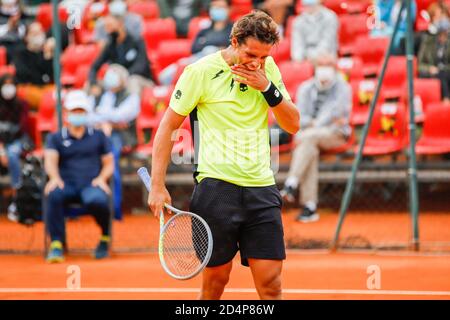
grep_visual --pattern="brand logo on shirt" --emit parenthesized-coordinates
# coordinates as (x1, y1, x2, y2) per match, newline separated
(175, 90, 182, 99)
(274, 89, 280, 97)
(62, 140, 72, 147)
(239, 84, 248, 92)
(212, 70, 224, 80)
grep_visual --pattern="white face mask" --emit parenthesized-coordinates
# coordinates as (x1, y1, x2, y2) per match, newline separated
(27, 33, 46, 52)
(103, 70, 121, 90)
(1, 83, 16, 100)
(315, 66, 336, 91)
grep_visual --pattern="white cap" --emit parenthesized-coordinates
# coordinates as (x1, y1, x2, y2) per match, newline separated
(64, 90, 91, 112)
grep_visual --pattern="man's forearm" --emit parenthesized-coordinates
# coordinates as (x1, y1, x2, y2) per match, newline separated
(272, 99, 300, 134)
(151, 119, 177, 188)
(98, 155, 114, 181)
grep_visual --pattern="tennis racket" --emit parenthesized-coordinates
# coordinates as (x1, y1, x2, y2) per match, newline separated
(137, 167, 213, 280)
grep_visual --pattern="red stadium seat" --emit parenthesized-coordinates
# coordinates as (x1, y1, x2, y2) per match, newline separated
(35, 91, 57, 150)
(128, 1, 160, 20)
(400, 78, 441, 123)
(36, 3, 69, 32)
(339, 14, 369, 56)
(380, 56, 417, 99)
(187, 17, 212, 39)
(155, 39, 192, 71)
(360, 102, 408, 155)
(230, 0, 253, 21)
(0, 46, 6, 66)
(270, 38, 291, 64)
(61, 44, 100, 85)
(416, 102, 450, 154)
(353, 36, 389, 76)
(277, 60, 314, 101)
(143, 18, 177, 52)
(338, 56, 364, 81)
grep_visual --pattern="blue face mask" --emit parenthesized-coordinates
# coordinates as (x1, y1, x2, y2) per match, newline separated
(302, 0, 320, 6)
(209, 7, 228, 22)
(68, 113, 88, 127)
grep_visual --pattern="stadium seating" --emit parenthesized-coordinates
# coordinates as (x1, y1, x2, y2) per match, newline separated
(154, 39, 193, 71)
(338, 56, 364, 81)
(230, 0, 253, 21)
(353, 36, 390, 76)
(187, 17, 212, 40)
(400, 78, 441, 123)
(143, 18, 178, 52)
(277, 60, 314, 101)
(379, 56, 417, 99)
(360, 102, 408, 156)
(34, 91, 57, 151)
(338, 14, 369, 56)
(36, 3, 69, 32)
(296, 0, 371, 15)
(128, 1, 160, 20)
(61, 44, 100, 85)
(416, 102, 450, 154)
(270, 38, 291, 64)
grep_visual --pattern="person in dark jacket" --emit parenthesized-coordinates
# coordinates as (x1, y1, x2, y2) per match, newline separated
(0, 73, 30, 222)
(418, 18, 450, 102)
(88, 13, 153, 96)
(12, 21, 54, 110)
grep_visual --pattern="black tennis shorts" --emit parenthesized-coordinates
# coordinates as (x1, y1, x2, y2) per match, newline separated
(190, 177, 286, 267)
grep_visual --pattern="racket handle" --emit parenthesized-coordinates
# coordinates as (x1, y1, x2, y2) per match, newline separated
(137, 167, 152, 192)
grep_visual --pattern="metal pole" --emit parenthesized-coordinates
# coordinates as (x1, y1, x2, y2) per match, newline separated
(405, 0, 420, 251)
(51, 0, 63, 130)
(330, 1, 407, 250)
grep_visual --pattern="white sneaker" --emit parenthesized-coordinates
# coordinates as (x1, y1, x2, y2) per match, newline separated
(7, 202, 18, 222)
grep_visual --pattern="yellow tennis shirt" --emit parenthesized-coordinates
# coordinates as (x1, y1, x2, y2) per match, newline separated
(169, 51, 290, 187)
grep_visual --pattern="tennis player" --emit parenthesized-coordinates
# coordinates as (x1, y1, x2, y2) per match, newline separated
(148, 11, 300, 300)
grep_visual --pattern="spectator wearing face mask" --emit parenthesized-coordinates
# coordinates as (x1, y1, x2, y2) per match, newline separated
(418, 17, 450, 102)
(12, 22, 54, 110)
(159, 0, 233, 85)
(88, 12, 153, 97)
(93, 0, 143, 48)
(89, 64, 140, 219)
(44, 90, 114, 263)
(0, 0, 28, 62)
(157, 0, 210, 37)
(0, 73, 30, 222)
(290, 0, 338, 62)
(191, 0, 233, 54)
(280, 52, 351, 223)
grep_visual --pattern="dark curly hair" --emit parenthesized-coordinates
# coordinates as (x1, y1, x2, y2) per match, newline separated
(230, 10, 280, 46)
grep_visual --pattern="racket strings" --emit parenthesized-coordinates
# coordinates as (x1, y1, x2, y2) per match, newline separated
(161, 214, 210, 277)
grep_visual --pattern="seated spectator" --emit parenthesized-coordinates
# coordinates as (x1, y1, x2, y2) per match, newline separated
(88, 12, 153, 97)
(12, 22, 54, 110)
(418, 18, 450, 102)
(371, 0, 417, 55)
(159, 0, 233, 85)
(291, 0, 338, 62)
(44, 90, 114, 263)
(93, 0, 143, 47)
(157, 0, 209, 37)
(280, 52, 351, 222)
(253, 0, 295, 35)
(0, 73, 30, 222)
(90, 64, 140, 219)
(191, 0, 233, 54)
(0, 0, 28, 62)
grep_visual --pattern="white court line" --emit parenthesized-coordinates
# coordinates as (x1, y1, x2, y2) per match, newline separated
(1, 288, 450, 296)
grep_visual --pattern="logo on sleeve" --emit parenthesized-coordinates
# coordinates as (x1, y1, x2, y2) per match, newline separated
(175, 90, 182, 99)
(212, 69, 224, 80)
(274, 89, 280, 97)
